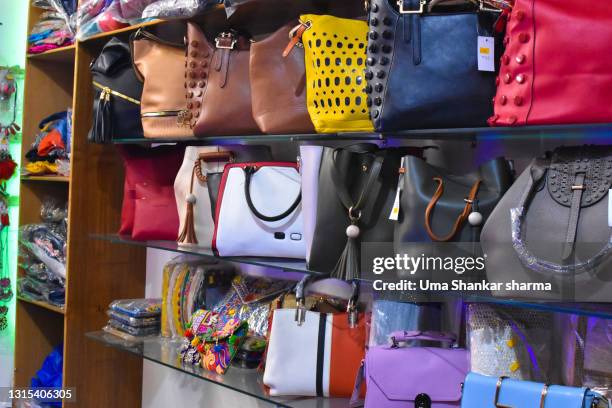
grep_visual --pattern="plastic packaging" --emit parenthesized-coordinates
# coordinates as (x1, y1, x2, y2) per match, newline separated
(29, 0, 76, 54)
(109, 298, 161, 318)
(107, 309, 160, 327)
(467, 303, 554, 382)
(368, 300, 442, 346)
(18, 277, 65, 307)
(76, 0, 130, 40)
(19, 224, 67, 280)
(107, 318, 160, 336)
(141, 0, 217, 19)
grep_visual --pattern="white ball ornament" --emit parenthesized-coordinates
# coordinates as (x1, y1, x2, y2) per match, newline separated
(346, 224, 360, 238)
(186, 194, 197, 204)
(468, 211, 483, 226)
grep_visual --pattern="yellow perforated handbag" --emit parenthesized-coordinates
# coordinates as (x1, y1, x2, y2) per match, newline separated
(297, 15, 374, 133)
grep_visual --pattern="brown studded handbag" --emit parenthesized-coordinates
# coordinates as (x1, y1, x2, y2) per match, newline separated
(249, 22, 315, 134)
(184, 22, 260, 136)
(131, 29, 194, 139)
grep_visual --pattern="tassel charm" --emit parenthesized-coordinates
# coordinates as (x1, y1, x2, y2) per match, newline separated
(178, 164, 201, 245)
(347, 280, 360, 328)
(331, 207, 362, 282)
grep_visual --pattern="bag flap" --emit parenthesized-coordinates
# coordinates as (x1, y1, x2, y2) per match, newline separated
(92, 38, 132, 76)
(547, 146, 612, 208)
(366, 346, 468, 402)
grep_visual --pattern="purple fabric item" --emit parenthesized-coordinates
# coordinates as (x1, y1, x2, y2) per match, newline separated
(351, 332, 469, 408)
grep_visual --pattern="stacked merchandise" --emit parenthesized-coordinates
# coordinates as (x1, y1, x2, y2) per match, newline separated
(103, 298, 161, 341)
(22, 110, 71, 177)
(28, 0, 76, 54)
(18, 199, 67, 308)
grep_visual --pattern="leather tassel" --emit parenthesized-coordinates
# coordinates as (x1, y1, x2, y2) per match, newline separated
(331, 227, 360, 282)
(177, 165, 199, 245)
(101, 95, 112, 143)
(177, 200, 198, 244)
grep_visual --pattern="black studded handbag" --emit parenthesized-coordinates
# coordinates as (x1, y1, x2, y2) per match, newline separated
(364, 0, 499, 131)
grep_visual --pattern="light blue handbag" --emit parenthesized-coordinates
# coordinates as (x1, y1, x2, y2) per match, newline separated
(461, 373, 610, 408)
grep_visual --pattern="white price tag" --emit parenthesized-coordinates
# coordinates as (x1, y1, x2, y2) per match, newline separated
(477, 36, 495, 72)
(389, 157, 405, 221)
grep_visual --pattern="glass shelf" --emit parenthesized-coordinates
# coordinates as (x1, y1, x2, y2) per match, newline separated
(86, 331, 350, 408)
(93, 234, 612, 320)
(110, 123, 612, 144)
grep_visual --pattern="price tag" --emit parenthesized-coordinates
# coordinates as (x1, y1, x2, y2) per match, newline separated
(389, 157, 405, 221)
(478, 36, 495, 72)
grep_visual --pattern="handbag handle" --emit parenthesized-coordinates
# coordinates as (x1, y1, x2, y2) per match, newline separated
(425, 177, 481, 242)
(493, 377, 550, 408)
(511, 158, 612, 276)
(390, 330, 457, 346)
(243, 165, 301, 222)
(194, 151, 235, 182)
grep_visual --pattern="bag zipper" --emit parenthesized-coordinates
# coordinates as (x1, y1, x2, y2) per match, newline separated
(93, 81, 140, 105)
(141, 110, 191, 126)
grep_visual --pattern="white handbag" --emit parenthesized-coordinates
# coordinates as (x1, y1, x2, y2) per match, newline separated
(174, 146, 271, 247)
(299, 146, 324, 263)
(212, 162, 305, 258)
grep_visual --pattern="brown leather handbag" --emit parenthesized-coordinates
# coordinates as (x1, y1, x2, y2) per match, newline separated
(184, 23, 260, 136)
(249, 22, 315, 134)
(132, 29, 193, 139)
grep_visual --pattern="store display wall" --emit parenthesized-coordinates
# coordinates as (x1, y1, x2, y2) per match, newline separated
(0, 1, 27, 394)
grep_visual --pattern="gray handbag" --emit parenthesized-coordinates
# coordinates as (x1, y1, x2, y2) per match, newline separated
(481, 145, 612, 301)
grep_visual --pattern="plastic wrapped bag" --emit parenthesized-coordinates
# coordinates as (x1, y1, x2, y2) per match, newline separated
(77, 0, 130, 40)
(368, 300, 442, 346)
(19, 224, 66, 280)
(141, 0, 218, 19)
(107, 318, 160, 336)
(109, 298, 161, 318)
(18, 276, 65, 307)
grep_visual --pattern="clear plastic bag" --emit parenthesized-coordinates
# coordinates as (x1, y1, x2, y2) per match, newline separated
(17, 276, 65, 307)
(107, 309, 160, 327)
(141, 0, 217, 19)
(107, 318, 160, 336)
(368, 300, 442, 346)
(109, 298, 161, 318)
(19, 224, 67, 280)
(76, 0, 131, 40)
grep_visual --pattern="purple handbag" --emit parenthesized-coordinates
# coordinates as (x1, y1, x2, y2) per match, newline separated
(351, 331, 469, 408)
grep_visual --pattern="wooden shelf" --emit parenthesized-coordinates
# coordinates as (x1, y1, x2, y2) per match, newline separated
(21, 175, 70, 183)
(26, 44, 76, 63)
(18, 296, 65, 315)
(80, 19, 164, 42)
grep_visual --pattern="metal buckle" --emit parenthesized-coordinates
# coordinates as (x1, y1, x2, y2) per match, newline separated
(494, 377, 514, 408)
(398, 0, 426, 14)
(571, 185, 586, 190)
(215, 32, 237, 49)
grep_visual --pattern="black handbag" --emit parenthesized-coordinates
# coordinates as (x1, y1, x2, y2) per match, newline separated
(308, 144, 425, 279)
(365, 0, 498, 131)
(394, 155, 513, 252)
(88, 37, 143, 143)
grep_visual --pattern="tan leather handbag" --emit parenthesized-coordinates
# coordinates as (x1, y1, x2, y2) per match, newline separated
(184, 23, 260, 136)
(249, 22, 315, 134)
(132, 29, 193, 139)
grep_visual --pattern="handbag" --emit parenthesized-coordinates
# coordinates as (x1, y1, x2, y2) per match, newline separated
(131, 29, 193, 139)
(308, 144, 425, 278)
(174, 145, 272, 246)
(132, 183, 179, 241)
(212, 162, 305, 259)
(249, 22, 315, 134)
(299, 145, 324, 263)
(489, 0, 612, 126)
(365, 0, 498, 131)
(263, 308, 366, 397)
(351, 330, 468, 407)
(179, 309, 248, 375)
(467, 303, 554, 382)
(118, 145, 184, 236)
(293, 15, 374, 133)
(185, 23, 261, 136)
(89, 37, 143, 143)
(461, 373, 610, 408)
(481, 145, 612, 301)
(395, 155, 513, 256)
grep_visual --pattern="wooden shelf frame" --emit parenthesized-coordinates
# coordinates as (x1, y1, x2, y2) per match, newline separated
(14, 2, 146, 407)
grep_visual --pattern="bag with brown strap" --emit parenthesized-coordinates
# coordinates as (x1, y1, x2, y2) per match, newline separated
(394, 156, 513, 263)
(184, 22, 260, 136)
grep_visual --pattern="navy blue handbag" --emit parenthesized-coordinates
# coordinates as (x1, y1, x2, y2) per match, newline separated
(461, 373, 610, 408)
(365, 0, 498, 131)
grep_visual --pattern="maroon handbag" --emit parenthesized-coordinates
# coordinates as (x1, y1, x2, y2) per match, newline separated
(118, 145, 184, 238)
(132, 183, 179, 241)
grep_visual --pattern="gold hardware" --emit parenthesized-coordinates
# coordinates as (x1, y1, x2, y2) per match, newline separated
(539, 384, 550, 408)
(479, 0, 502, 12)
(141, 110, 186, 118)
(494, 377, 514, 408)
(93, 81, 140, 105)
(398, 0, 426, 14)
(215, 32, 237, 50)
(571, 185, 586, 190)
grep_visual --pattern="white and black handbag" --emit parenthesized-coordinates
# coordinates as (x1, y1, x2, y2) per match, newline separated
(212, 162, 305, 259)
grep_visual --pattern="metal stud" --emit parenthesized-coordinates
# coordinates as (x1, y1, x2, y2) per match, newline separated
(382, 45, 392, 53)
(374, 83, 383, 92)
(366, 96, 372, 107)
(382, 30, 392, 39)
(515, 10, 525, 21)
(365, 71, 374, 80)
(372, 3, 379, 12)
(191, 40, 199, 47)
(376, 70, 385, 79)
(370, 18, 379, 26)
(372, 109, 380, 118)
(369, 44, 378, 53)
(514, 95, 524, 106)
(503, 55, 510, 65)
(519, 33, 530, 43)
(380, 57, 389, 65)
(369, 31, 378, 40)
(365, 84, 373, 93)
(190, 50, 198, 57)
(383, 17, 392, 25)
(374, 97, 382, 106)
(198, 81, 205, 88)
(189, 81, 196, 88)
(508, 115, 517, 124)
(500, 95, 507, 105)
(503, 73, 512, 84)
(515, 54, 525, 64)
(367, 57, 377, 66)
(516, 74, 526, 84)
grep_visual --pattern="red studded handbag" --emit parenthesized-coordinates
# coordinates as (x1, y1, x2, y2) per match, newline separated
(489, 0, 612, 126)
